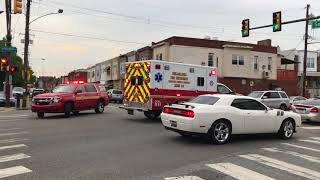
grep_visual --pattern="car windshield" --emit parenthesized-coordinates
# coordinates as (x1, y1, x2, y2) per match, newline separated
(189, 96, 219, 105)
(248, 92, 263, 98)
(52, 85, 74, 93)
(13, 87, 24, 92)
(113, 90, 122, 94)
(301, 99, 320, 106)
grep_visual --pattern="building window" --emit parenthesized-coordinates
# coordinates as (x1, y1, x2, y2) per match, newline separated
(232, 55, 244, 65)
(307, 57, 315, 68)
(92, 71, 95, 78)
(208, 53, 214, 67)
(155, 53, 163, 60)
(216, 57, 219, 68)
(106, 66, 111, 76)
(197, 77, 205, 86)
(268, 57, 272, 71)
(254, 56, 258, 70)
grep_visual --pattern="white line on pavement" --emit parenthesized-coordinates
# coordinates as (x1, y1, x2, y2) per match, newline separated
(282, 143, 320, 152)
(262, 147, 320, 164)
(310, 137, 320, 141)
(0, 132, 28, 137)
(0, 128, 22, 131)
(0, 115, 29, 118)
(207, 162, 275, 180)
(165, 176, 204, 180)
(300, 126, 320, 130)
(0, 166, 32, 179)
(0, 144, 27, 150)
(298, 139, 320, 145)
(0, 138, 29, 144)
(240, 154, 320, 179)
(0, 153, 30, 163)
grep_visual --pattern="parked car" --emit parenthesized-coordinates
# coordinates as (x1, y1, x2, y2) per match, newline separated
(107, 89, 123, 103)
(32, 89, 45, 97)
(0, 92, 15, 107)
(31, 83, 109, 118)
(292, 99, 320, 122)
(248, 91, 290, 110)
(12, 87, 25, 96)
(161, 94, 301, 144)
(289, 96, 307, 105)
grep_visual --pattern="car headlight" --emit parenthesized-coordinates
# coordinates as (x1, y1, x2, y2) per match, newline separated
(52, 97, 61, 103)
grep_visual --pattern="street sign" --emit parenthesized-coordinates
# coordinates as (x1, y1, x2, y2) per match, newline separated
(1, 47, 17, 53)
(312, 20, 320, 29)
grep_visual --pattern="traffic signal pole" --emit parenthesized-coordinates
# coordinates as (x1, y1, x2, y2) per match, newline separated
(4, 0, 12, 107)
(22, 0, 31, 108)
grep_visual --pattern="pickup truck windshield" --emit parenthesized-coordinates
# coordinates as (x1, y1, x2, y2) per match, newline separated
(52, 85, 74, 93)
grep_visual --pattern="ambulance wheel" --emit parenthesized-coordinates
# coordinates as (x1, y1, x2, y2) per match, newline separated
(144, 110, 161, 119)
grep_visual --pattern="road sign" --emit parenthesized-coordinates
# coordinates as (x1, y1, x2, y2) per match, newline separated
(1, 47, 17, 53)
(312, 20, 320, 29)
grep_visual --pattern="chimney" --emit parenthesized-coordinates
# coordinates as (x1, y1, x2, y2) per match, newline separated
(257, 39, 272, 46)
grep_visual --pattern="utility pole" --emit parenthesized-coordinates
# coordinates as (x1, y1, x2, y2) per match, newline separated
(4, 0, 12, 107)
(22, 0, 31, 108)
(302, 4, 310, 97)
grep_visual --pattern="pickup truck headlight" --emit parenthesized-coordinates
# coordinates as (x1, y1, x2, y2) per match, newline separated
(52, 97, 61, 103)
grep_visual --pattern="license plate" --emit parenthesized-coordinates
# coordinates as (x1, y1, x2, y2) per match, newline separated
(170, 121, 177, 127)
(296, 109, 306, 113)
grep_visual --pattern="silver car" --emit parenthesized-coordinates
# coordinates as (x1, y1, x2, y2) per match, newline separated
(107, 89, 123, 103)
(248, 91, 290, 110)
(292, 99, 320, 122)
(289, 96, 307, 105)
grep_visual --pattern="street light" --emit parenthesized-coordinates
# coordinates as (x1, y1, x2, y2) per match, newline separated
(29, 9, 63, 25)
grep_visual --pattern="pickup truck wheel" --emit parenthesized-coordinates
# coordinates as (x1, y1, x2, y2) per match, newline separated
(64, 103, 73, 118)
(208, 120, 231, 145)
(37, 112, 44, 119)
(95, 101, 104, 114)
(144, 111, 161, 119)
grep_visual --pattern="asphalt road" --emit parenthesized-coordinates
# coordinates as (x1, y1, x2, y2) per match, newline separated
(0, 104, 318, 180)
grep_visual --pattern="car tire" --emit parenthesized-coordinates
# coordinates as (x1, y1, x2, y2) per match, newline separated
(279, 104, 287, 111)
(144, 110, 161, 119)
(37, 112, 45, 119)
(95, 101, 105, 114)
(64, 103, 73, 118)
(208, 120, 232, 145)
(278, 119, 295, 139)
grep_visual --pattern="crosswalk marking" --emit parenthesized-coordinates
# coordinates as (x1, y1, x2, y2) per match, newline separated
(0, 132, 29, 137)
(207, 162, 275, 180)
(165, 176, 204, 180)
(0, 166, 32, 178)
(0, 144, 27, 150)
(282, 143, 320, 152)
(0, 153, 30, 163)
(299, 139, 320, 145)
(262, 147, 320, 164)
(310, 137, 320, 141)
(240, 154, 320, 179)
(0, 128, 22, 131)
(0, 138, 28, 144)
(300, 126, 320, 130)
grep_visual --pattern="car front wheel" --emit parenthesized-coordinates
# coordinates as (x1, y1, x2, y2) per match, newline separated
(64, 103, 73, 118)
(278, 119, 294, 139)
(95, 101, 105, 114)
(209, 120, 231, 145)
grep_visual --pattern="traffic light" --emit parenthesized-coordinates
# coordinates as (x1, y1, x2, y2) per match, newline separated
(242, 19, 250, 37)
(9, 66, 17, 73)
(14, 0, 23, 14)
(0, 57, 9, 71)
(273, 11, 282, 32)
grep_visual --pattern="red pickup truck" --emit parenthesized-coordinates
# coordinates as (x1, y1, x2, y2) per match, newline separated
(31, 83, 109, 118)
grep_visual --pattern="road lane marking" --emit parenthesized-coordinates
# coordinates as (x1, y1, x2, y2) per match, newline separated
(0, 132, 28, 137)
(0, 153, 30, 163)
(282, 143, 320, 152)
(207, 162, 275, 180)
(0, 115, 29, 118)
(0, 144, 27, 150)
(310, 137, 320, 141)
(298, 139, 320, 145)
(0, 138, 29, 144)
(262, 147, 320, 163)
(300, 126, 320, 130)
(165, 176, 204, 180)
(0, 119, 27, 122)
(0, 128, 22, 131)
(240, 154, 320, 179)
(0, 166, 32, 178)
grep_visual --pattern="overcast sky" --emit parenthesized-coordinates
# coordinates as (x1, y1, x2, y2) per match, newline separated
(1, 0, 320, 77)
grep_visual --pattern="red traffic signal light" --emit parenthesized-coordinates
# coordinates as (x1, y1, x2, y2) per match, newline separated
(242, 19, 250, 37)
(273, 11, 282, 32)
(0, 57, 9, 66)
(10, 66, 17, 73)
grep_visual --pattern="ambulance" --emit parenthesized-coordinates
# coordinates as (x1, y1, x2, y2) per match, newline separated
(120, 60, 233, 119)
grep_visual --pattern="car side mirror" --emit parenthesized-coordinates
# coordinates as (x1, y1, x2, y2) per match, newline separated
(265, 107, 270, 113)
(75, 89, 82, 94)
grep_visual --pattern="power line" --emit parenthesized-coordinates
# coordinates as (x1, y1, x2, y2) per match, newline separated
(29, 29, 149, 45)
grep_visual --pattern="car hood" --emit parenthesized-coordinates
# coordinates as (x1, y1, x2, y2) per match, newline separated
(34, 93, 72, 98)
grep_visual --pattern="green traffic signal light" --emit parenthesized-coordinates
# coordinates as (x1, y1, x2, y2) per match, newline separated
(273, 11, 282, 32)
(242, 19, 250, 37)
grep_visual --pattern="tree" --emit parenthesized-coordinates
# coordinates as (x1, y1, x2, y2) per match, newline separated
(0, 39, 36, 90)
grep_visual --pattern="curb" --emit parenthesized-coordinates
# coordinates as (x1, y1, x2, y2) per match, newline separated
(0, 108, 14, 113)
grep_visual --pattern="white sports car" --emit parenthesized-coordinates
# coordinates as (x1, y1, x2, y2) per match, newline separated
(161, 94, 301, 144)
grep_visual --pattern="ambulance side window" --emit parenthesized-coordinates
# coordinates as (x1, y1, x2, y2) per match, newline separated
(137, 76, 143, 85)
(197, 77, 205, 87)
(131, 77, 136, 86)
